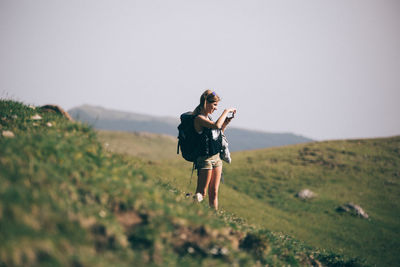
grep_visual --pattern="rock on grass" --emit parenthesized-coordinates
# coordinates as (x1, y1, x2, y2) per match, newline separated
(336, 203, 369, 219)
(296, 189, 317, 200)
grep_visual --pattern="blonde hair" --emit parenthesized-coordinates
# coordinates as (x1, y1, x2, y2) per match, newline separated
(193, 90, 221, 115)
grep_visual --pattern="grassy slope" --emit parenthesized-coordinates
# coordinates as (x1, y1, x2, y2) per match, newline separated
(96, 127, 400, 266)
(222, 139, 400, 267)
(97, 130, 177, 161)
(0, 100, 356, 267)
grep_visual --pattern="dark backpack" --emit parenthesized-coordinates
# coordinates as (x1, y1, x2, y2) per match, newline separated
(177, 112, 200, 162)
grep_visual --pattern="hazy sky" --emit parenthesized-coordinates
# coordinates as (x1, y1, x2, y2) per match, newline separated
(1, 0, 399, 140)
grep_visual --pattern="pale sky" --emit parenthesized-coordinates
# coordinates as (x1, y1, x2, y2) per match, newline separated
(1, 0, 399, 140)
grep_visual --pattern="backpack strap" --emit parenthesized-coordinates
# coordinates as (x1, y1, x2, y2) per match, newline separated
(190, 162, 196, 185)
(186, 162, 196, 192)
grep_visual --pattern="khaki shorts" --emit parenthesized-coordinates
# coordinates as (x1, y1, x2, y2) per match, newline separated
(196, 153, 223, 170)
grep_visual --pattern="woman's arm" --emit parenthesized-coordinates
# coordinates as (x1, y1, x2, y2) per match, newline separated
(194, 108, 236, 131)
(221, 117, 233, 132)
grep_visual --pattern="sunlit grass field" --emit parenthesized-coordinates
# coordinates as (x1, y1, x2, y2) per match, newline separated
(96, 127, 400, 266)
(1, 100, 362, 266)
(97, 130, 177, 161)
(222, 138, 400, 266)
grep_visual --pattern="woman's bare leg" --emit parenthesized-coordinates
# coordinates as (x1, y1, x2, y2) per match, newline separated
(208, 166, 222, 210)
(196, 169, 212, 197)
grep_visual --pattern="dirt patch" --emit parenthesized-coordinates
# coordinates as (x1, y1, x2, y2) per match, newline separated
(116, 211, 143, 231)
(171, 223, 243, 258)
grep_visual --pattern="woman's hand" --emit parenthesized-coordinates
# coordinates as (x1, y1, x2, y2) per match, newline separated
(225, 108, 237, 120)
(222, 108, 236, 132)
(214, 108, 237, 130)
(226, 108, 237, 114)
(224, 117, 233, 124)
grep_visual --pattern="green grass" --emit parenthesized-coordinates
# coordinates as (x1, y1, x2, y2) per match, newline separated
(0, 99, 361, 267)
(94, 117, 400, 266)
(97, 130, 178, 161)
(222, 139, 400, 266)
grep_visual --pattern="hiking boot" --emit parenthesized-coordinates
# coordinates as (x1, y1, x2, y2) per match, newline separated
(194, 193, 203, 202)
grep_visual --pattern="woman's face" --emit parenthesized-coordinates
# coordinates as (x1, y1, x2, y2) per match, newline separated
(206, 101, 219, 114)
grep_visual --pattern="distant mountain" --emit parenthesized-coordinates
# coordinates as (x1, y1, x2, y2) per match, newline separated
(68, 105, 313, 151)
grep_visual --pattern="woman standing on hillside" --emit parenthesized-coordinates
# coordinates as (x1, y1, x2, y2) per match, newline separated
(193, 90, 236, 210)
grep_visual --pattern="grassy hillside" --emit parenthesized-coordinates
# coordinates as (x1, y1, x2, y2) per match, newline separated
(97, 130, 178, 161)
(95, 125, 399, 266)
(222, 138, 400, 266)
(0, 100, 357, 267)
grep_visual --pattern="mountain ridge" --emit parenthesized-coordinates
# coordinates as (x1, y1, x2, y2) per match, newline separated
(69, 104, 313, 152)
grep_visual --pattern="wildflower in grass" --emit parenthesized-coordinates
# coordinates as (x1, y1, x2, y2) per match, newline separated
(2, 130, 15, 138)
(99, 210, 107, 218)
(31, 114, 42, 120)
